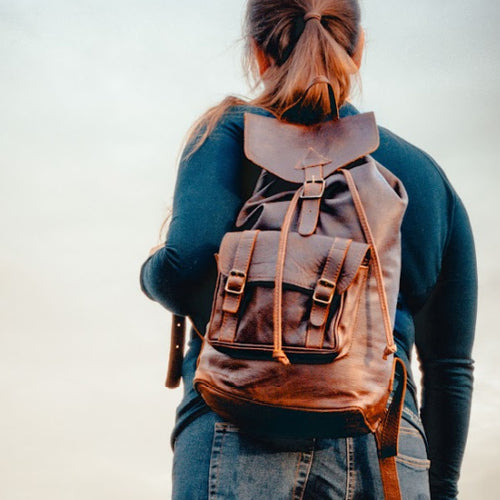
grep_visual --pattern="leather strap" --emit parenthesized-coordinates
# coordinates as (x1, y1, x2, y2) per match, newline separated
(281, 76, 339, 122)
(219, 230, 259, 343)
(272, 189, 303, 365)
(375, 358, 407, 500)
(165, 315, 186, 388)
(342, 169, 397, 358)
(306, 238, 351, 348)
(299, 165, 324, 236)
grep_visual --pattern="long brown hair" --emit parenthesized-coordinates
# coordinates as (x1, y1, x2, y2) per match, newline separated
(160, 0, 362, 240)
(188, 0, 361, 153)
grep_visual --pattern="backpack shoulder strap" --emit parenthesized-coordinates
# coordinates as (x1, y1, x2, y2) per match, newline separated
(165, 314, 186, 388)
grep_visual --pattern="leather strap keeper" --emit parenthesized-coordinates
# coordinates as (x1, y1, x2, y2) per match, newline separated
(299, 165, 324, 236)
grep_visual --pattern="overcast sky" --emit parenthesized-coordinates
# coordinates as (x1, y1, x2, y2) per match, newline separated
(1, 1, 499, 498)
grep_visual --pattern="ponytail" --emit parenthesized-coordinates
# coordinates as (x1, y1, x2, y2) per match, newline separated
(248, 0, 362, 123)
(185, 0, 361, 154)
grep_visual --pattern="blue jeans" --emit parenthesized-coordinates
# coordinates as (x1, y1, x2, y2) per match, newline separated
(172, 407, 430, 499)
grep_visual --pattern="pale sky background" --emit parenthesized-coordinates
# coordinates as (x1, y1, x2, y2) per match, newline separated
(1, 1, 499, 498)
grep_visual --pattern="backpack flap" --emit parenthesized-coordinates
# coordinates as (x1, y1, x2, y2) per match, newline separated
(244, 112, 380, 183)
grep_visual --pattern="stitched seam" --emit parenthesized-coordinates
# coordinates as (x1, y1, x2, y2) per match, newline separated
(209, 425, 227, 499)
(402, 407, 426, 432)
(221, 231, 258, 324)
(316, 241, 341, 344)
(335, 265, 367, 357)
(291, 452, 302, 500)
(396, 455, 431, 469)
(297, 449, 314, 500)
(307, 239, 348, 348)
(207, 274, 223, 339)
(345, 437, 355, 500)
(220, 312, 236, 343)
(298, 199, 307, 233)
(217, 422, 239, 432)
(399, 427, 420, 437)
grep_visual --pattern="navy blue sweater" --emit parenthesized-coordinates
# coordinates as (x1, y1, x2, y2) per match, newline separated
(141, 103, 477, 499)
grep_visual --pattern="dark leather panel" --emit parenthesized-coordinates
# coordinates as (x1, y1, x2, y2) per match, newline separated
(244, 112, 379, 183)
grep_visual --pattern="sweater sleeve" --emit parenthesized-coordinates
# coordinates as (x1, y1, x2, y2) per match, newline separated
(140, 111, 248, 331)
(414, 194, 477, 499)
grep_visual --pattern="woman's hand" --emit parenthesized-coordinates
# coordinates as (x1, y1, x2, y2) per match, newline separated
(148, 243, 165, 256)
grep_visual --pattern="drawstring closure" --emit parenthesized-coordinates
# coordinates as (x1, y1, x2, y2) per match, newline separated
(272, 169, 397, 364)
(342, 169, 398, 358)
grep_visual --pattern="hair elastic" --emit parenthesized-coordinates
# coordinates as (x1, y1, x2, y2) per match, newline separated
(278, 11, 322, 66)
(304, 11, 322, 22)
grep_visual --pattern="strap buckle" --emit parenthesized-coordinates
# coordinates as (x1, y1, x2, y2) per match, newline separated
(312, 278, 336, 305)
(301, 178, 326, 199)
(224, 269, 247, 295)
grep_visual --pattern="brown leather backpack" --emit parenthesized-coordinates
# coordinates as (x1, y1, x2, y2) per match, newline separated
(176, 88, 409, 498)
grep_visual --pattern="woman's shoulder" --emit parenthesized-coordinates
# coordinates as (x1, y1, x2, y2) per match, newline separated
(341, 103, 454, 196)
(206, 98, 274, 127)
(376, 121, 456, 214)
(370, 117, 462, 306)
(184, 99, 275, 151)
(370, 119, 458, 218)
(213, 102, 275, 132)
(376, 125, 452, 187)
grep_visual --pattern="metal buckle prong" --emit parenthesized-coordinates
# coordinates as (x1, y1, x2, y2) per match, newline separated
(224, 269, 247, 295)
(301, 178, 326, 199)
(313, 278, 336, 305)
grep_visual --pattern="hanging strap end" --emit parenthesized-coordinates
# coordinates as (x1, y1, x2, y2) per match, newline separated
(383, 344, 397, 359)
(273, 350, 291, 366)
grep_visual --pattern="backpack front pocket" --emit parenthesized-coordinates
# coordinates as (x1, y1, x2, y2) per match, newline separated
(207, 230, 370, 363)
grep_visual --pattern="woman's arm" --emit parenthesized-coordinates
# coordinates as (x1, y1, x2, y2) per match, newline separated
(140, 111, 248, 329)
(415, 195, 477, 499)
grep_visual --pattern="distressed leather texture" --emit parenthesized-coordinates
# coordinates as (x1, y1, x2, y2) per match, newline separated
(194, 112, 408, 440)
(244, 111, 379, 182)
